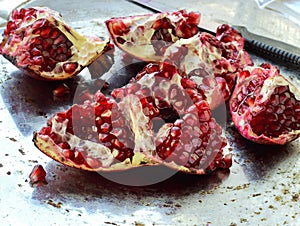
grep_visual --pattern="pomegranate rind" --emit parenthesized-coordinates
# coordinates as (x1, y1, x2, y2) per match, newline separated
(230, 64, 300, 145)
(33, 133, 157, 172)
(105, 10, 200, 62)
(0, 7, 111, 80)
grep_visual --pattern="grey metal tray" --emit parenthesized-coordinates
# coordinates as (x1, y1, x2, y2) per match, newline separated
(0, 0, 299, 225)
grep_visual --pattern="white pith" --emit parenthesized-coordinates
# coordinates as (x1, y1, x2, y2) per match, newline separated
(51, 116, 114, 167)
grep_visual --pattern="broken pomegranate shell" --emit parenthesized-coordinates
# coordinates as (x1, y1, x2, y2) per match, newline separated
(105, 10, 200, 62)
(0, 7, 111, 80)
(229, 63, 300, 145)
(33, 62, 231, 175)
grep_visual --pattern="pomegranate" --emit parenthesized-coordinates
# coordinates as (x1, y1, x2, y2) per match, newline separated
(229, 63, 300, 145)
(0, 7, 111, 80)
(105, 10, 200, 62)
(34, 62, 231, 174)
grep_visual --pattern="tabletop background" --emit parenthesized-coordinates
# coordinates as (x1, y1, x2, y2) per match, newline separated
(0, 0, 299, 225)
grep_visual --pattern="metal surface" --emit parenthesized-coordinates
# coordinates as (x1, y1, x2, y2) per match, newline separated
(0, 0, 299, 225)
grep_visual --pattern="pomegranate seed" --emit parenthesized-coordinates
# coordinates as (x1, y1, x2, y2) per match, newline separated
(58, 142, 71, 149)
(31, 47, 41, 56)
(49, 28, 60, 39)
(29, 165, 47, 187)
(63, 149, 75, 160)
(63, 62, 78, 74)
(85, 157, 101, 169)
(55, 54, 67, 62)
(33, 56, 44, 66)
(53, 83, 70, 97)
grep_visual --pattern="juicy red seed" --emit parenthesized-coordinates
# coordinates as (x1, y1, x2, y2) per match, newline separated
(198, 110, 211, 122)
(49, 29, 60, 39)
(29, 165, 47, 187)
(49, 131, 58, 141)
(73, 152, 85, 165)
(31, 37, 43, 45)
(58, 142, 71, 149)
(187, 12, 200, 24)
(33, 56, 44, 66)
(111, 21, 129, 36)
(111, 139, 124, 149)
(114, 148, 134, 162)
(63, 149, 75, 160)
(57, 43, 67, 54)
(42, 38, 53, 50)
(38, 127, 52, 135)
(55, 54, 67, 62)
(99, 134, 113, 143)
(170, 127, 181, 137)
(63, 62, 78, 74)
(40, 27, 52, 38)
(53, 34, 67, 45)
(85, 158, 101, 169)
(6, 21, 17, 33)
(31, 47, 41, 56)
(53, 83, 70, 97)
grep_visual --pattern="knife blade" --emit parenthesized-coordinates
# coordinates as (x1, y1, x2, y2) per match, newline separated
(126, 0, 300, 67)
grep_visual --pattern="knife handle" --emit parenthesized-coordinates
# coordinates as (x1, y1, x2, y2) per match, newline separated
(245, 39, 300, 66)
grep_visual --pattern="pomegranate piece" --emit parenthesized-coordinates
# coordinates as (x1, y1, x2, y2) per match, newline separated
(113, 63, 231, 173)
(34, 92, 136, 171)
(163, 25, 253, 108)
(105, 10, 200, 62)
(229, 63, 300, 145)
(0, 7, 111, 80)
(29, 164, 47, 187)
(34, 62, 231, 174)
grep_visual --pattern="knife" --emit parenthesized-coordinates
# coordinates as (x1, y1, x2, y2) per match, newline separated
(126, 0, 300, 67)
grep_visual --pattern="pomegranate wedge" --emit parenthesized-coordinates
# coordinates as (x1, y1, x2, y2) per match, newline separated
(229, 63, 300, 145)
(0, 7, 110, 80)
(163, 26, 253, 108)
(34, 62, 231, 175)
(105, 10, 200, 62)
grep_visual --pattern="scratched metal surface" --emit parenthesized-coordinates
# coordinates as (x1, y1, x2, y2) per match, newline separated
(0, 0, 299, 225)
